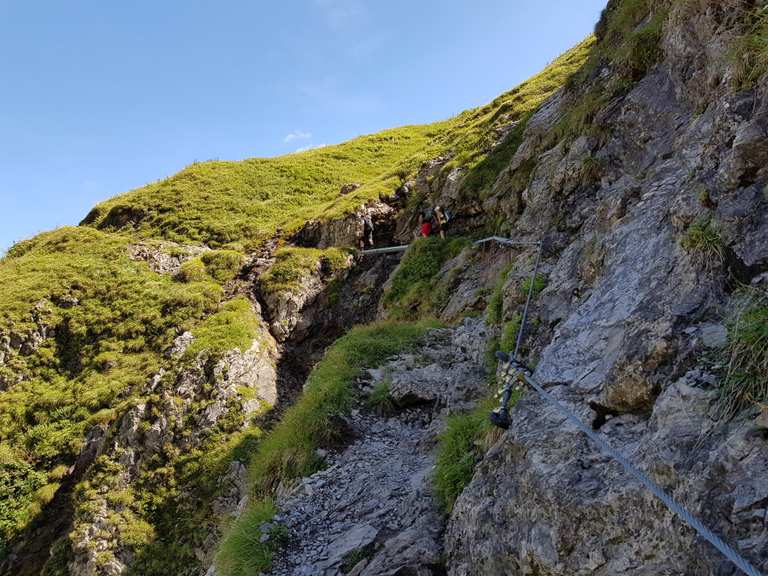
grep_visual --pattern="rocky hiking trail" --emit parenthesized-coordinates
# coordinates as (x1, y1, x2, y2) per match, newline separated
(267, 319, 489, 576)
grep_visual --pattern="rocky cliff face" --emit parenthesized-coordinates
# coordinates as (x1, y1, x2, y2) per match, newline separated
(438, 1, 768, 574)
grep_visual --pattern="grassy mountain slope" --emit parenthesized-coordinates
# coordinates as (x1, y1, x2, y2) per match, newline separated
(0, 228, 227, 556)
(0, 36, 594, 572)
(82, 37, 593, 248)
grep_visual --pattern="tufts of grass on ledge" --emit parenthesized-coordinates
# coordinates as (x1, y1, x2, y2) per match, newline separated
(486, 263, 513, 327)
(521, 273, 548, 298)
(499, 313, 523, 354)
(680, 217, 725, 271)
(184, 297, 262, 360)
(433, 393, 518, 513)
(557, 0, 668, 143)
(177, 249, 245, 284)
(722, 289, 768, 416)
(731, 3, 768, 89)
(366, 379, 395, 416)
(594, 0, 667, 77)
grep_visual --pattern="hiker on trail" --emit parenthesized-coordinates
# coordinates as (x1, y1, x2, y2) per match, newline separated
(361, 213, 374, 249)
(418, 205, 450, 239)
(418, 206, 435, 237)
(434, 205, 449, 239)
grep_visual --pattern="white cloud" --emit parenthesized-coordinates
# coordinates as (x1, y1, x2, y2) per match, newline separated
(283, 129, 312, 144)
(294, 143, 328, 153)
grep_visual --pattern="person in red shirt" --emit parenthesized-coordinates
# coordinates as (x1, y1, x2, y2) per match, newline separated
(418, 206, 434, 237)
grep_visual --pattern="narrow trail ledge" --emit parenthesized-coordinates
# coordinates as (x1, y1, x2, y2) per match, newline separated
(268, 320, 488, 576)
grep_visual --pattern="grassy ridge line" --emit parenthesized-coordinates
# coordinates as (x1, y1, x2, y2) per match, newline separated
(81, 38, 594, 249)
(215, 320, 440, 576)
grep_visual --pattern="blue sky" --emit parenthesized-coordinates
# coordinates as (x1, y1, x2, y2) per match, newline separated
(0, 0, 606, 252)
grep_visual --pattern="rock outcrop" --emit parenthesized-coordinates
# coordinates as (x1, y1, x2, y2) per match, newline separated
(442, 1, 768, 573)
(294, 203, 396, 251)
(127, 242, 209, 275)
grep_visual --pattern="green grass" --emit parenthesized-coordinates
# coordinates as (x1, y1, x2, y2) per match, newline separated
(184, 297, 262, 360)
(177, 258, 209, 283)
(486, 263, 513, 326)
(248, 320, 439, 493)
(214, 500, 286, 576)
(382, 237, 470, 320)
(200, 250, 245, 283)
(499, 314, 523, 354)
(259, 247, 352, 298)
(731, 4, 768, 89)
(433, 393, 519, 513)
(177, 250, 244, 284)
(722, 290, 768, 416)
(0, 227, 236, 551)
(79, 40, 593, 249)
(520, 274, 548, 298)
(680, 218, 725, 270)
